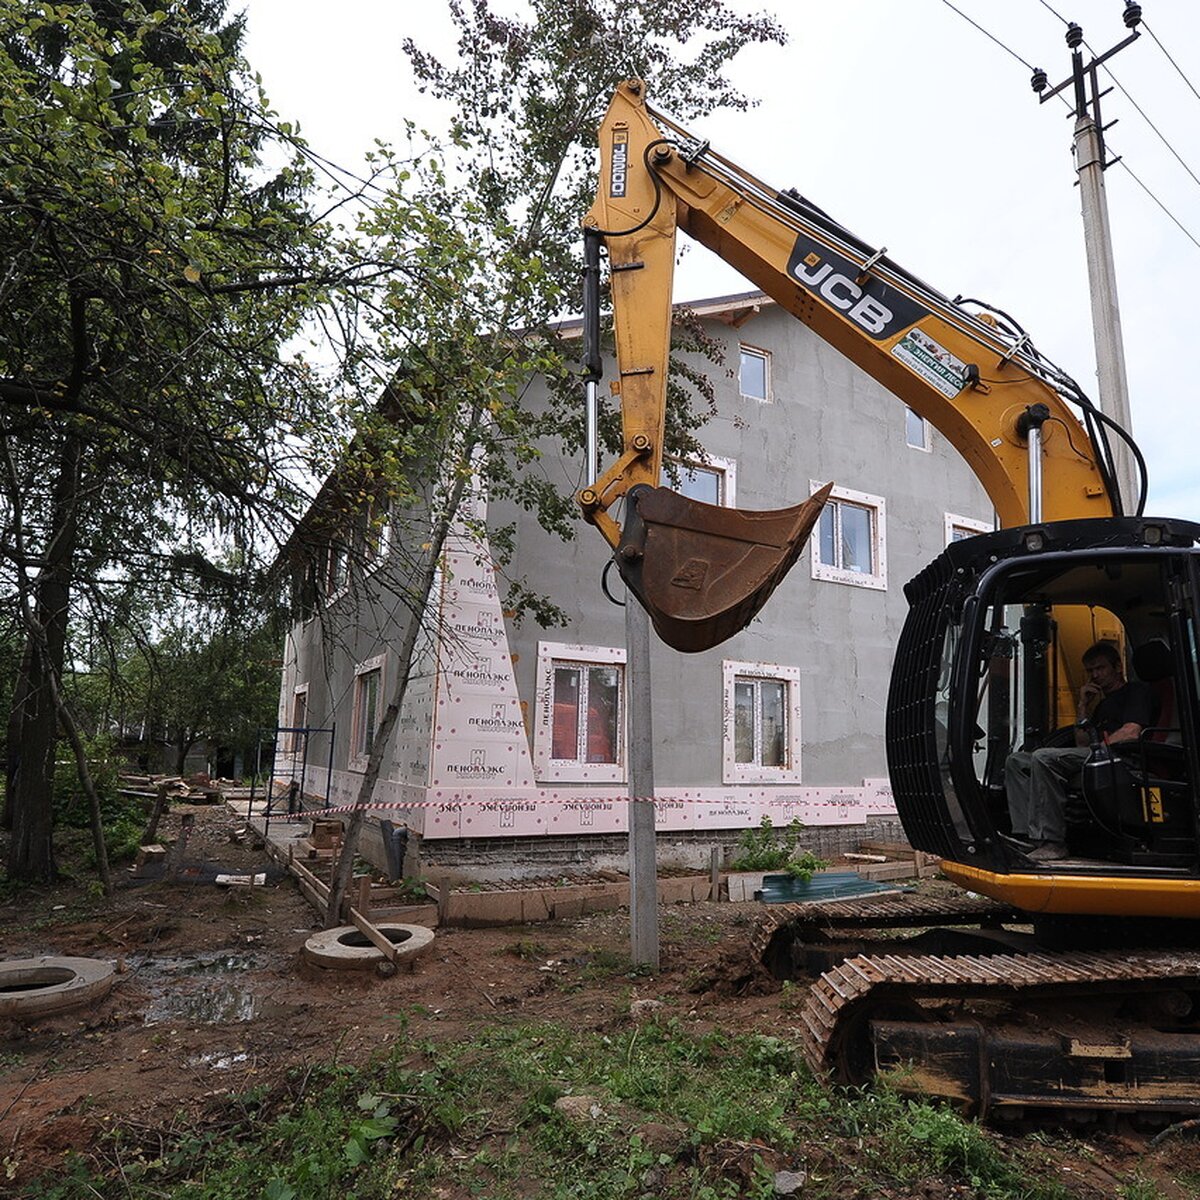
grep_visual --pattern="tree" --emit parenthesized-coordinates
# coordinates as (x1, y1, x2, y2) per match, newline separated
(0, 0, 356, 882)
(108, 611, 282, 776)
(320, 0, 788, 922)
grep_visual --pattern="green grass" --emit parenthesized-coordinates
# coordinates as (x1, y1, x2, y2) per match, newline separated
(25, 1015, 1098, 1200)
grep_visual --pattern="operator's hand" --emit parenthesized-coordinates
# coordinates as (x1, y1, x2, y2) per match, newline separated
(1077, 681, 1101, 717)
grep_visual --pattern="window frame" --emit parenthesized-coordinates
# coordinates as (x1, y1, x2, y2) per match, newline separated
(809, 482, 888, 591)
(738, 343, 771, 402)
(722, 660, 803, 783)
(349, 654, 385, 771)
(288, 685, 309, 754)
(664, 453, 738, 508)
(326, 540, 350, 599)
(361, 495, 393, 574)
(944, 512, 993, 545)
(533, 642, 626, 784)
(904, 406, 931, 452)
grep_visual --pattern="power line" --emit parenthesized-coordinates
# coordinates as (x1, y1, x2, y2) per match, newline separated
(1143, 20, 1200, 107)
(1036, 0, 1069, 26)
(1115, 158, 1200, 253)
(939, 0, 1200, 255)
(1094, 59, 1200, 193)
(1027, 2, 1200, 252)
(937, 0, 1036, 71)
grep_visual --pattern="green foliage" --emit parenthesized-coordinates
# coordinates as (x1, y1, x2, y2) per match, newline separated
(729, 816, 828, 880)
(52, 735, 120, 829)
(50, 735, 140, 863)
(0, 0, 354, 882)
(27, 1019, 1088, 1200)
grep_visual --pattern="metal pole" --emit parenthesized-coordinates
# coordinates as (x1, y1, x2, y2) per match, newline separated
(324, 721, 336, 811)
(1028, 424, 1044, 524)
(1074, 111, 1136, 506)
(626, 593, 659, 969)
(585, 380, 598, 487)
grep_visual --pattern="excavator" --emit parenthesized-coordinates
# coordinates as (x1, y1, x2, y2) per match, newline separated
(578, 80, 1200, 1121)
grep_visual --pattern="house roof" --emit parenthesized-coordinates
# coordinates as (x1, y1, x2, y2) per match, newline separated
(552, 288, 774, 336)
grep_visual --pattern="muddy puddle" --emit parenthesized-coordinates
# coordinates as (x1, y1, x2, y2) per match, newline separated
(129, 949, 287, 1025)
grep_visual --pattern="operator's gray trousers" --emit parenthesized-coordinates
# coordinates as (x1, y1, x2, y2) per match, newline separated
(1005, 746, 1089, 843)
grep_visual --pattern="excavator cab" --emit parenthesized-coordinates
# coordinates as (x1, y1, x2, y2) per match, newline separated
(889, 516, 1200, 892)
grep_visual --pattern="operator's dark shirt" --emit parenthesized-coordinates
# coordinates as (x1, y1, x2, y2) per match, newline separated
(1091, 680, 1155, 737)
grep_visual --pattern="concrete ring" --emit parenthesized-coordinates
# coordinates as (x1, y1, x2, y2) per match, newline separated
(303, 924, 434, 971)
(0, 956, 117, 1019)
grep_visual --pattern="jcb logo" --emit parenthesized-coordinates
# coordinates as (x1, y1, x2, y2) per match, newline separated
(786, 233, 926, 341)
(793, 252, 893, 335)
(610, 128, 629, 198)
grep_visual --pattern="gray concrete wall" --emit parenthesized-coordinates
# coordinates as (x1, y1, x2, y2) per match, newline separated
(276, 293, 990, 837)
(496, 299, 991, 789)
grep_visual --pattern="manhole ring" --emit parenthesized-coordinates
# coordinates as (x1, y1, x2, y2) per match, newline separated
(303, 924, 434, 971)
(0, 956, 117, 1019)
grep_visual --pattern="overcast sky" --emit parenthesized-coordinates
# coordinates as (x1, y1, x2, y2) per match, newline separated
(244, 1, 1200, 521)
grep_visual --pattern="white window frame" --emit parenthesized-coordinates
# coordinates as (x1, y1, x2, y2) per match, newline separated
(349, 653, 385, 771)
(738, 344, 771, 402)
(944, 512, 993, 545)
(326, 541, 350, 599)
(665, 453, 738, 508)
(810, 482, 887, 591)
(722, 660, 803, 783)
(362, 496, 393, 575)
(288, 685, 309, 754)
(533, 642, 626, 784)
(904, 406, 931, 452)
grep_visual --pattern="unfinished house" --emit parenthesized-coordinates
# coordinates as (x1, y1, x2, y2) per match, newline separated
(275, 291, 992, 875)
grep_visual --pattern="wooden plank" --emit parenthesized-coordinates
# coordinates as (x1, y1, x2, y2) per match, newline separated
(858, 840, 917, 860)
(296, 877, 326, 913)
(290, 857, 330, 900)
(348, 906, 398, 962)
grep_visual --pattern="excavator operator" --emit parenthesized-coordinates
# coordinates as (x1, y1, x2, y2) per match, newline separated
(1005, 641, 1155, 861)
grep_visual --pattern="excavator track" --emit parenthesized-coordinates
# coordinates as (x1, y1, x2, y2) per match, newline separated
(751, 892, 1022, 978)
(798, 949, 1200, 1118)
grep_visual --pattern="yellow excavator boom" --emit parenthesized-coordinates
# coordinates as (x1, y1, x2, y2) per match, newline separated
(579, 79, 1125, 694)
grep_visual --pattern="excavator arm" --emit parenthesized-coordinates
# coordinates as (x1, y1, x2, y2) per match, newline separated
(579, 80, 1128, 654)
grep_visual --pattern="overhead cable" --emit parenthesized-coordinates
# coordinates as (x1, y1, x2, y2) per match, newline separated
(938, 0, 1036, 71)
(1115, 159, 1200, 252)
(1143, 20, 1200, 106)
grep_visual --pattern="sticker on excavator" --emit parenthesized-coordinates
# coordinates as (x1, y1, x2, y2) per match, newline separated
(892, 328, 968, 399)
(615, 483, 832, 653)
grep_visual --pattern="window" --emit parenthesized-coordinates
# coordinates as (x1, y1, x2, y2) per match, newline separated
(944, 512, 993, 545)
(905, 407, 930, 451)
(666, 453, 737, 507)
(350, 654, 385, 769)
(739, 345, 770, 401)
(811, 483, 887, 590)
(723, 660, 802, 782)
(552, 664, 620, 763)
(362, 496, 392, 569)
(288, 686, 308, 753)
(326, 542, 349, 597)
(534, 642, 626, 783)
(735, 677, 786, 766)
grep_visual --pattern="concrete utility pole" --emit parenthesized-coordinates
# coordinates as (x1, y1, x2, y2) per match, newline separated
(625, 598, 660, 969)
(581, 233, 658, 969)
(1032, 4, 1143, 510)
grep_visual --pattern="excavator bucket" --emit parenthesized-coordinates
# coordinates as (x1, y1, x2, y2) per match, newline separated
(614, 482, 833, 653)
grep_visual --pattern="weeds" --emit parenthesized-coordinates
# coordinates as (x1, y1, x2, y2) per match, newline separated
(24, 1021, 1121, 1200)
(728, 816, 828, 880)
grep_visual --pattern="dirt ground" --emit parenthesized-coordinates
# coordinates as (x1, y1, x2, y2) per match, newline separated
(0, 804, 1196, 1195)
